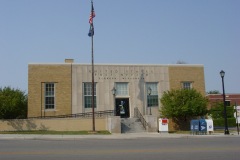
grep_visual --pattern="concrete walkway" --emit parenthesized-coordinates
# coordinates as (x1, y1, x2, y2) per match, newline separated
(0, 132, 239, 140)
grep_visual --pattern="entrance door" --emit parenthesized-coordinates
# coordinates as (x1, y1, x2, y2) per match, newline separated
(115, 98, 130, 118)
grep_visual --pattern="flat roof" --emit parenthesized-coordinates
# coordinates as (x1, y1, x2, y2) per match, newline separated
(28, 63, 204, 67)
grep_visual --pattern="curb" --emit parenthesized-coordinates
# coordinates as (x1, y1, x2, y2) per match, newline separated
(0, 133, 239, 140)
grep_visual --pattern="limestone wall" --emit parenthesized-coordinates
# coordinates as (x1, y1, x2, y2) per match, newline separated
(0, 118, 107, 132)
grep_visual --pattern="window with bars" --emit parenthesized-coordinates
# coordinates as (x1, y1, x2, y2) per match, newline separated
(146, 83, 159, 106)
(45, 83, 55, 109)
(116, 83, 128, 96)
(84, 83, 96, 108)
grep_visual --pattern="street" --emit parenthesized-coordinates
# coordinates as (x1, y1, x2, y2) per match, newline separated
(0, 136, 239, 160)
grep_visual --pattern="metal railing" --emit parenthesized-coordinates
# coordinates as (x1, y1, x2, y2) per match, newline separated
(134, 107, 148, 130)
(29, 110, 114, 119)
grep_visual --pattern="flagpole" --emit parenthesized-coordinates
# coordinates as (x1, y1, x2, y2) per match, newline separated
(91, 28, 95, 132)
(91, 0, 95, 132)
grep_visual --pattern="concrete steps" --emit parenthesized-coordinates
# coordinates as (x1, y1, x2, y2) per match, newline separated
(121, 118, 146, 133)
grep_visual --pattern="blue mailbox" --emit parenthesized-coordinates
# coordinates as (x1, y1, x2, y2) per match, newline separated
(191, 119, 208, 135)
(190, 120, 199, 135)
(199, 119, 207, 134)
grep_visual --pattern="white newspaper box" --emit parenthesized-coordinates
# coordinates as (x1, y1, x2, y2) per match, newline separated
(234, 106, 240, 124)
(159, 118, 169, 133)
(206, 119, 214, 134)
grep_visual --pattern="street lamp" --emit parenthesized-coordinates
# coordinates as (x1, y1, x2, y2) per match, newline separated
(220, 70, 230, 135)
(112, 87, 116, 96)
(147, 87, 152, 115)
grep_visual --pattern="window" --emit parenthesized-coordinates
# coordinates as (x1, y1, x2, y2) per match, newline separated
(182, 82, 192, 89)
(146, 83, 158, 106)
(84, 83, 96, 108)
(116, 83, 128, 96)
(45, 83, 55, 109)
(225, 101, 230, 106)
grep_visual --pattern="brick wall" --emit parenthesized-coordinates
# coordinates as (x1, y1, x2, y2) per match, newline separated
(168, 65, 206, 95)
(28, 64, 72, 117)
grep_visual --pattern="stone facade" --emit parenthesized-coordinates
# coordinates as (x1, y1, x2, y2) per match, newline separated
(72, 64, 170, 117)
(0, 118, 108, 132)
(28, 62, 205, 118)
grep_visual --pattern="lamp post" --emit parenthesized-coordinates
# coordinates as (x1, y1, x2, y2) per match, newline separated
(147, 87, 152, 115)
(220, 70, 229, 135)
(112, 87, 116, 115)
(112, 87, 116, 96)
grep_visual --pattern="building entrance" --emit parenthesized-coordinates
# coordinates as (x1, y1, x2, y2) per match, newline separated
(115, 98, 130, 118)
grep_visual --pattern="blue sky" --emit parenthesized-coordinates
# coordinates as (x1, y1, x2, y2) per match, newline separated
(0, 0, 239, 93)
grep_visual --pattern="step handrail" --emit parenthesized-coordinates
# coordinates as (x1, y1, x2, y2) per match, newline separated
(134, 107, 148, 130)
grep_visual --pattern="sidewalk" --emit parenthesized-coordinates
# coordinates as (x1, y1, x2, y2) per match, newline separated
(0, 132, 239, 140)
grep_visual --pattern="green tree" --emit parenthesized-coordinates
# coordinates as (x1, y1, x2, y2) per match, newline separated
(176, 60, 187, 64)
(207, 90, 220, 94)
(160, 89, 208, 130)
(0, 87, 28, 119)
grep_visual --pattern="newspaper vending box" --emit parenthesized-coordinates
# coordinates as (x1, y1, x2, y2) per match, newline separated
(159, 118, 169, 133)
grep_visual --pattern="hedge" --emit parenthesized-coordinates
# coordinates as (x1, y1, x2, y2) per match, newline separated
(213, 118, 236, 127)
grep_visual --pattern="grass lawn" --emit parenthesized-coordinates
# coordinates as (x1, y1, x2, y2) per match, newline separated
(0, 130, 111, 135)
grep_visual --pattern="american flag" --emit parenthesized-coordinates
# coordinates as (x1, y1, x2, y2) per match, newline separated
(89, 1, 95, 24)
